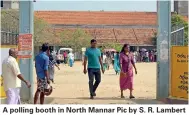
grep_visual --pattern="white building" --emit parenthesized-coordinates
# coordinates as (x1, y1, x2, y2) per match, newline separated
(174, 1, 188, 16)
(1, 0, 19, 9)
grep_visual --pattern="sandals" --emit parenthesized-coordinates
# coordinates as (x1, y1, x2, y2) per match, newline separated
(121, 95, 135, 99)
(129, 96, 135, 99)
(121, 95, 125, 98)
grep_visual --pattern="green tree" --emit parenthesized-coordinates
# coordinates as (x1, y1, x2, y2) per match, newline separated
(60, 28, 92, 52)
(1, 10, 56, 46)
(100, 42, 122, 52)
(152, 14, 188, 46)
(34, 17, 55, 46)
(1, 9, 19, 32)
(171, 14, 188, 45)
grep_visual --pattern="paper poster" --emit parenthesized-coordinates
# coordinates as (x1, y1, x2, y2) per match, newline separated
(171, 46, 188, 99)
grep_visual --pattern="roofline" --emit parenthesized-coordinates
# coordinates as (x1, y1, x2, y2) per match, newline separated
(99, 42, 154, 46)
(51, 24, 158, 29)
(34, 11, 157, 13)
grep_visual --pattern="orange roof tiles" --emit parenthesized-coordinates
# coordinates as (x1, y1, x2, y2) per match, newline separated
(36, 11, 182, 45)
(51, 28, 155, 45)
(34, 11, 157, 25)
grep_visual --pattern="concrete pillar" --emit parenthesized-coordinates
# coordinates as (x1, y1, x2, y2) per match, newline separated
(157, 1, 171, 99)
(19, 1, 34, 101)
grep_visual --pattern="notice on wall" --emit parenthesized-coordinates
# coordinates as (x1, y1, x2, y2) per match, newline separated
(18, 34, 33, 58)
(171, 46, 188, 99)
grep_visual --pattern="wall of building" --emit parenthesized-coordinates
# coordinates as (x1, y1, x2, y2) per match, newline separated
(1, 1, 12, 9)
(1, 0, 19, 9)
(11, 1, 19, 9)
(174, 1, 188, 16)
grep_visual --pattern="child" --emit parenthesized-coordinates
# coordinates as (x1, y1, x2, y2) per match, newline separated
(49, 54, 60, 83)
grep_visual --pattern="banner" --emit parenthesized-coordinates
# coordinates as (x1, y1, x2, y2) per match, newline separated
(18, 34, 33, 58)
(171, 46, 188, 99)
(0, 105, 188, 115)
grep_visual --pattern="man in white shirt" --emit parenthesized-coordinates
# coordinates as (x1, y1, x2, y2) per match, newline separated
(2, 48, 31, 104)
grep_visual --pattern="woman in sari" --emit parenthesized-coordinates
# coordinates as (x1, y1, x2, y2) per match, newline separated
(119, 44, 137, 99)
(114, 52, 120, 75)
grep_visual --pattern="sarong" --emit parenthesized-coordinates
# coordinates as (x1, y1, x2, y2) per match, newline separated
(37, 78, 47, 93)
(6, 88, 21, 104)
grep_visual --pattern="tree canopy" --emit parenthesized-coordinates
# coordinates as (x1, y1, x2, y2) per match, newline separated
(152, 14, 188, 46)
(34, 17, 55, 46)
(60, 28, 92, 52)
(1, 9, 19, 32)
(171, 14, 188, 45)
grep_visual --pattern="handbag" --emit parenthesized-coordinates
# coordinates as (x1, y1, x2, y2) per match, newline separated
(120, 72, 127, 78)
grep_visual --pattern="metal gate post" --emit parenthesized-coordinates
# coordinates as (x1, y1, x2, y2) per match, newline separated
(19, 0, 34, 101)
(157, 1, 171, 99)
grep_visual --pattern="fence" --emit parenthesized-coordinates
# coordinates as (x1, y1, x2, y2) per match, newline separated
(171, 25, 185, 46)
(1, 9, 19, 46)
(1, 31, 19, 45)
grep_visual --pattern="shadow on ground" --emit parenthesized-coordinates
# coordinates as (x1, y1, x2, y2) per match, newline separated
(44, 97, 163, 104)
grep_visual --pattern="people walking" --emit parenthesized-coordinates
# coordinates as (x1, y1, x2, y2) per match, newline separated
(55, 53, 60, 65)
(34, 43, 50, 104)
(145, 51, 149, 62)
(119, 44, 137, 99)
(83, 39, 104, 99)
(68, 51, 74, 67)
(63, 51, 68, 64)
(106, 52, 111, 70)
(49, 54, 60, 83)
(2, 48, 31, 104)
(102, 53, 107, 72)
(114, 52, 120, 75)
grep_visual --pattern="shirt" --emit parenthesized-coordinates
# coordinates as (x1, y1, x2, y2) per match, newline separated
(68, 53, 74, 60)
(85, 48, 101, 69)
(63, 52, 67, 58)
(49, 60, 56, 69)
(102, 55, 107, 63)
(146, 52, 149, 57)
(2, 56, 21, 91)
(35, 52, 49, 79)
(119, 53, 134, 73)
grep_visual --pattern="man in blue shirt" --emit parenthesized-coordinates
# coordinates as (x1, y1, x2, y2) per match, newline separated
(34, 43, 50, 104)
(83, 39, 104, 99)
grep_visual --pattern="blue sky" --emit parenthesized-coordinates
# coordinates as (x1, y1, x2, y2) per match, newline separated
(34, 1, 174, 12)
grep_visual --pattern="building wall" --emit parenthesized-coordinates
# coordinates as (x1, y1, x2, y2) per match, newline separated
(1, 0, 19, 9)
(174, 1, 188, 16)
(11, 1, 19, 9)
(1, 1, 12, 9)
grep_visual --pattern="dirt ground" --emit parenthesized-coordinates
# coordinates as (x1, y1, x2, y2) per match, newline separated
(33, 62, 163, 104)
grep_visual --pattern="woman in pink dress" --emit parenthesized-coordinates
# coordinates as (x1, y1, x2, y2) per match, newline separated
(119, 44, 137, 99)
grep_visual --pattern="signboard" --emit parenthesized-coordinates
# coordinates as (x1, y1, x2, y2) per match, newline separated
(171, 46, 188, 99)
(18, 34, 32, 58)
